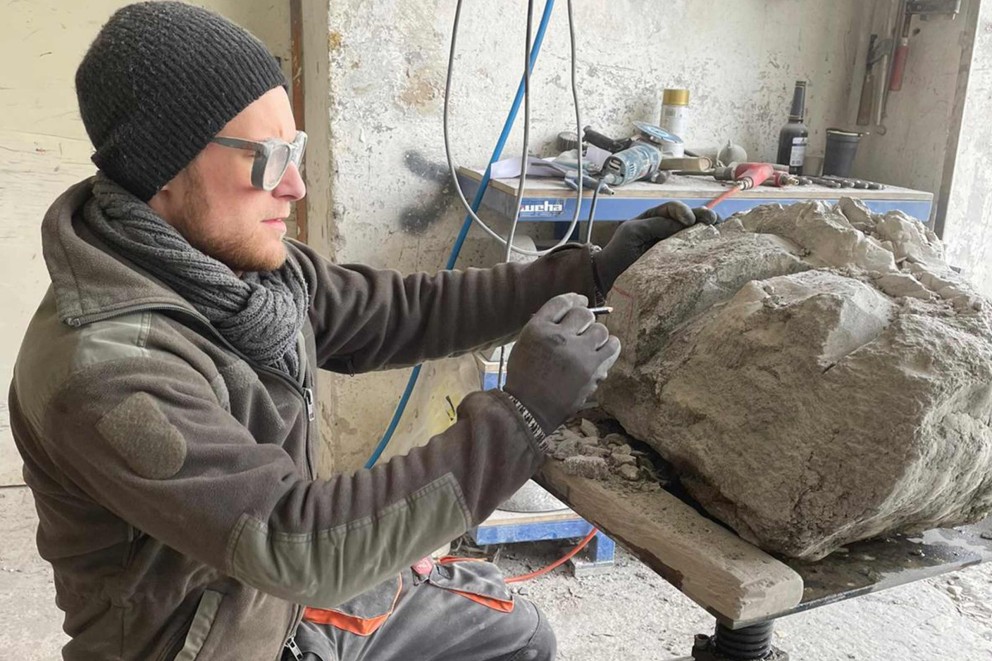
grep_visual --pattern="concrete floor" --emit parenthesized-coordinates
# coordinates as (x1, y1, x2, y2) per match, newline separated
(3, 486, 992, 660)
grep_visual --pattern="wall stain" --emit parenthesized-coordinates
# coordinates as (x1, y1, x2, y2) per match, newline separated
(399, 67, 441, 111)
(399, 150, 453, 235)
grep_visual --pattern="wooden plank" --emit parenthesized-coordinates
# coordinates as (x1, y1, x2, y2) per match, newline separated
(480, 508, 580, 527)
(479, 509, 582, 528)
(537, 460, 804, 626)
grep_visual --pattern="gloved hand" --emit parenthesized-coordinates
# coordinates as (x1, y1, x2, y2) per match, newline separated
(504, 293, 621, 434)
(592, 201, 719, 294)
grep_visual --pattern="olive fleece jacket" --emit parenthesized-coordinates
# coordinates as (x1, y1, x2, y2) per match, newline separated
(8, 178, 598, 660)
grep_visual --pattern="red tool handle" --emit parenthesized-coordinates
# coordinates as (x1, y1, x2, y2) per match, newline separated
(890, 38, 910, 91)
(705, 185, 740, 210)
(705, 163, 775, 209)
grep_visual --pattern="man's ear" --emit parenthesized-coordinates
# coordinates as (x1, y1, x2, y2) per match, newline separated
(147, 179, 177, 220)
(148, 163, 192, 215)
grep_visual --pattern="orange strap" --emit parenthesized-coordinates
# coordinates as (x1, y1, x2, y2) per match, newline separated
(438, 555, 485, 565)
(447, 588, 515, 613)
(303, 575, 402, 637)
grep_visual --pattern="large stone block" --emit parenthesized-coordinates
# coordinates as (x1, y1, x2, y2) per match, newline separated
(599, 200, 992, 560)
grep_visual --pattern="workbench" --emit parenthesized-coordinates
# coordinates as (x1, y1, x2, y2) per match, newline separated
(536, 455, 992, 660)
(456, 168, 935, 225)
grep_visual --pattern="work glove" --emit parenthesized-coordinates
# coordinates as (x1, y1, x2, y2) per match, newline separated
(504, 293, 621, 434)
(592, 201, 719, 294)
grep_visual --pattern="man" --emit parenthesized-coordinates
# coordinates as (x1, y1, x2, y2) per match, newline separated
(9, 3, 715, 660)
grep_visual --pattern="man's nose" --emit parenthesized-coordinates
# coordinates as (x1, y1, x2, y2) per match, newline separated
(275, 162, 306, 201)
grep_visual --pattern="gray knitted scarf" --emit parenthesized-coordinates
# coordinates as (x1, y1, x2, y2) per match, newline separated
(83, 174, 309, 378)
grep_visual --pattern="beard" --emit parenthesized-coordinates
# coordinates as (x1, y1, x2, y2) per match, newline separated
(171, 167, 287, 274)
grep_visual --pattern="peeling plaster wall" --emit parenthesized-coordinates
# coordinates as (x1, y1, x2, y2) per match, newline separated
(315, 0, 872, 471)
(0, 1, 290, 484)
(941, 1, 992, 297)
(851, 1, 972, 223)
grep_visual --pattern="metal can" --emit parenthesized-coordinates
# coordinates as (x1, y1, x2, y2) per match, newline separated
(660, 88, 690, 141)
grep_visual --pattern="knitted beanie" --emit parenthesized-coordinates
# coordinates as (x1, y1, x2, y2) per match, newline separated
(75, 1, 287, 201)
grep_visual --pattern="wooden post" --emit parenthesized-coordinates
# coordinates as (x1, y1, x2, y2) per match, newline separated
(289, 0, 308, 244)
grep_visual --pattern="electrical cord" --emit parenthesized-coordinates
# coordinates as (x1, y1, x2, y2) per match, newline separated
(369, 0, 595, 467)
(505, 527, 599, 583)
(495, 0, 584, 391)
(494, 0, 536, 388)
(503, 0, 535, 267)
(493, 3, 603, 578)
(371, 1, 606, 586)
(365, 0, 559, 468)
(443, 0, 584, 257)
(583, 179, 604, 244)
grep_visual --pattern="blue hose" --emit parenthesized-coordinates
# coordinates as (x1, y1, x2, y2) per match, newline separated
(365, 0, 557, 468)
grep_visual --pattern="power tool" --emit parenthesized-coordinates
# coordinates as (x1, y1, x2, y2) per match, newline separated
(706, 162, 798, 209)
(599, 143, 664, 186)
(584, 122, 681, 187)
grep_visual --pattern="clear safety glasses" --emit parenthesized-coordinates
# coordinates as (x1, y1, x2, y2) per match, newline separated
(210, 130, 308, 191)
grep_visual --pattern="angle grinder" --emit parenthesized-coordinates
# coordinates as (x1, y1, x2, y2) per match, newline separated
(590, 122, 682, 187)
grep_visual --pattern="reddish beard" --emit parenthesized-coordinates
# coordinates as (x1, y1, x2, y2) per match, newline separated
(171, 166, 288, 274)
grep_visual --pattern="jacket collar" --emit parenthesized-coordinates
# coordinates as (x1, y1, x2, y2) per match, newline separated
(42, 177, 201, 326)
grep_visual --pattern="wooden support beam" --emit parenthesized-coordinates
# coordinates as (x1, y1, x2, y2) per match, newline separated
(537, 460, 804, 626)
(289, 0, 308, 244)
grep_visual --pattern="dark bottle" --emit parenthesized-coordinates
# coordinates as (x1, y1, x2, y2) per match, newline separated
(776, 81, 809, 175)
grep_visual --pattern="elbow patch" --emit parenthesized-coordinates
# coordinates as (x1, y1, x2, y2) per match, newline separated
(96, 392, 187, 479)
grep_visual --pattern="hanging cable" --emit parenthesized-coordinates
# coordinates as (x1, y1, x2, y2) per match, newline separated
(583, 179, 605, 244)
(365, 0, 560, 468)
(495, 0, 583, 391)
(443, 0, 584, 257)
(503, 0, 535, 266)
(495, 0, 536, 389)
(485, 4, 603, 582)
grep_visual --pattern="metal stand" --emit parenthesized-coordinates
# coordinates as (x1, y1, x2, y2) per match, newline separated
(469, 509, 616, 576)
(688, 622, 788, 661)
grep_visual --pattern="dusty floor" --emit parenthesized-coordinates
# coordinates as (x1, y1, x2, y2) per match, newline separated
(2, 486, 991, 660)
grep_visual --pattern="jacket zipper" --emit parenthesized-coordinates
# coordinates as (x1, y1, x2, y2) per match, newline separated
(68, 304, 314, 653)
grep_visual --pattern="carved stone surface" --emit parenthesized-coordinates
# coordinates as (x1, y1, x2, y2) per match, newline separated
(599, 200, 992, 560)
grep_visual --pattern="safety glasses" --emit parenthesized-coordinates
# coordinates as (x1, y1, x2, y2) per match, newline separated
(210, 130, 308, 191)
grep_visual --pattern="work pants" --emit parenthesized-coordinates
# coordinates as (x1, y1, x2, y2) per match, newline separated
(283, 558, 556, 661)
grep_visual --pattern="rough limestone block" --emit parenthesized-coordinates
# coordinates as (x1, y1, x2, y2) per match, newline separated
(600, 199, 992, 560)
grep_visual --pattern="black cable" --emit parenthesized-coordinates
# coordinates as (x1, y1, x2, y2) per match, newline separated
(583, 179, 604, 244)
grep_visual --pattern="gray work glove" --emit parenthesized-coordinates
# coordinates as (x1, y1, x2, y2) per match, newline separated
(592, 201, 719, 294)
(504, 293, 621, 434)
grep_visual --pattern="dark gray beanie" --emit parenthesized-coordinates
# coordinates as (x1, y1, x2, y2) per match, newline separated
(75, 1, 287, 201)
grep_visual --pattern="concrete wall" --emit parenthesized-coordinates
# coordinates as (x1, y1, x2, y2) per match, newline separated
(0, 1, 290, 484)
(310, 0, 874, 472)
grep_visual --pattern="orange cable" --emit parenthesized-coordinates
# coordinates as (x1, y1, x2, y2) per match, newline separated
(505, 527, 599, 584)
